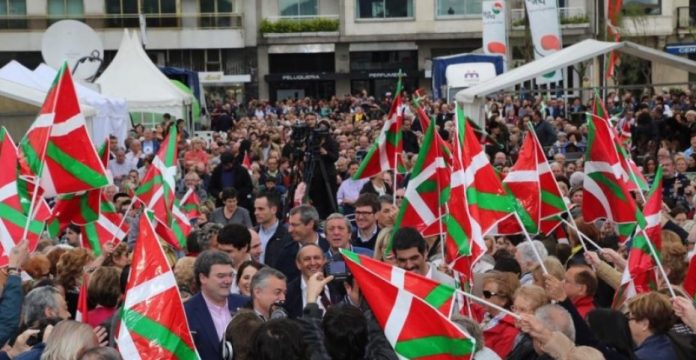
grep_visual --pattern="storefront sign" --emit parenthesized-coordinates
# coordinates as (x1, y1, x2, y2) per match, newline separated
(665, 43, 696, 55)
(350, 70, 417, 80)
(265, 73, 337, 82)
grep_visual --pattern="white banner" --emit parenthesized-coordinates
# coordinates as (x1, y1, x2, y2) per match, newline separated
(482, 1, 508, 63)
(524, 0, 563, 83)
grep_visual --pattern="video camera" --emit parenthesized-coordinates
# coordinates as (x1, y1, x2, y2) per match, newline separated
(324, 254, 350, 281)
(291, 121, 330, 156)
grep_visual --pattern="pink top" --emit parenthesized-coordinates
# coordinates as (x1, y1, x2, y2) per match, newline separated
(203, 293, 232, 341)
(87, 306, 117, 328)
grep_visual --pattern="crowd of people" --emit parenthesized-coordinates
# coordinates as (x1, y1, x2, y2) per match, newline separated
(2, 86, 696, 360)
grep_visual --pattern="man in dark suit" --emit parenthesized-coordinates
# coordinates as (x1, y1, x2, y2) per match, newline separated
(254, 192, 289, 266)
(284, 244, 340, 318)
(272, 205, 329, 283)
(185, 250, 249, 360)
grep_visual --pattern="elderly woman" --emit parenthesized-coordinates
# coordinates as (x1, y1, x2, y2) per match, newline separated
(507, 285, 551, 360)
(475, 271, 521, 359)
(184, 137, 209, 170)
(626, 292, 678, 360)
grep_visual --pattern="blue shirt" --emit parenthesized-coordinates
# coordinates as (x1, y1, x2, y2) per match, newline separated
(635, 334, 678, 360)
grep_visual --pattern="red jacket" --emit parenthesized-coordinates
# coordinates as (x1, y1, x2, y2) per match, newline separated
(572, 295, 595, 319)
(482, 313, 520, 358)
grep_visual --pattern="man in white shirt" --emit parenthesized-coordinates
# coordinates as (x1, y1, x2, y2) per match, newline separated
(108, 148, 136, 184)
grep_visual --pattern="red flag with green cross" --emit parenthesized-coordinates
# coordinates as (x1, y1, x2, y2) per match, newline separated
(353, 77, 405, 179)
(117, 213, 198, 359)
(0, 127, 45, 266)
(136, 126, 178, 225)
(392, 116, 451, 239)
(17, 62, 108, 199)
(341, 249, 476, 359)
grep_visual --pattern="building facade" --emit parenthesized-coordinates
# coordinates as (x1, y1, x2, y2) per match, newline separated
(0, 0, 693, 106)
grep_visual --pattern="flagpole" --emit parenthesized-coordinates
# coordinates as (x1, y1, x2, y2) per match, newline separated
(455, 288, 521, 320)
(110, 199, 136, 244)
(392, 70, 405, 208)
(559, 217, 604, 252)
(640, 227, 677, 299)
(513, 212, 548, 274)
(21, 178, 43, 240)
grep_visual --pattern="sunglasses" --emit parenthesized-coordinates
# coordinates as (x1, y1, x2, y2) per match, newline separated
(483, 290, 503, 299)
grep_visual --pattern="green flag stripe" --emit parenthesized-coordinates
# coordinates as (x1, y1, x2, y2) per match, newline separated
(445, 215, 471, 254)
(423, 285, 455, 310)
(171, 221, 187, 247)
(0, 203, 44, 235)
(19, 138, 44, 175)
(45, 141, 107, 188)
(342, 250, 362, 264)
(164, 128, 177, 165)
(541, 190, 566, 211)
(588, 173, 627, 201)
(136, 176, 165, 196)
(83, 223, 103, 256)
(395, 336, 475, 358)
(80, 194, 99, 221)
(121, 308, 197, 359)
(466, 189, 512, 212)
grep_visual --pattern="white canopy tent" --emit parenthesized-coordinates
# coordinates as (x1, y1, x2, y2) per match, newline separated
(456, 39, 696, 124)
(96, 30, 192, 121)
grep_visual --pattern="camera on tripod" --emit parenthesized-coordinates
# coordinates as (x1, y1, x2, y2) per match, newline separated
(291, 122, 330, 156)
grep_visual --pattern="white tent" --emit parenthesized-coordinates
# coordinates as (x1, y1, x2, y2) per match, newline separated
(96, 30, 192, 121)
(32, 64, 130, 147)
(456, 39, 696, 124)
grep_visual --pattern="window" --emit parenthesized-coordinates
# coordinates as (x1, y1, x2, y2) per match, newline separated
(141, 0, 177, 27)
(350, 51, 417, 71)
(105, 0, 138, 27)
(279, 0, 317, 17)
(105, 0, 177, 28)
(436, 0, 481, 17)
(47, 0, 83, 23)
(622, 0, 661, 15)
(200, 0, 235, 28)
(357, 0, 413, 19)
(0, 0, 26, 29)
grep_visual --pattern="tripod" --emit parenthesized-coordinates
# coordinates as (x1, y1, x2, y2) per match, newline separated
(303, 146, 338, 217)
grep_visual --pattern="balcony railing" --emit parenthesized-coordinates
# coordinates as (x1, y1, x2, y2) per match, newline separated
(511, 7, 589, 27)
(0, 12, 243, 31)
(677, 6, 696, 29)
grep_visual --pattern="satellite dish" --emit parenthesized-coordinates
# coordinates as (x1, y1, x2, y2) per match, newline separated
(41, 20, 104, 81)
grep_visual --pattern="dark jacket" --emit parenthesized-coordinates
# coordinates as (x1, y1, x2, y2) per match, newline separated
(534, 119, 557, 148)
(272, 234, 329, 284)
(12, 343, 46, 360)
(360, 181, 393, 197)
(297, 303, 398, 360)
(507, 333, 541, 360)
(0, 275, 22, 346)
(257, 221, 289, 267)
(184, 292, 249, 360)
(283, 277, 342, 319)
(558, 298, 632, 360)
(207, 162, 254, 212)
(635, 334, 678, 360)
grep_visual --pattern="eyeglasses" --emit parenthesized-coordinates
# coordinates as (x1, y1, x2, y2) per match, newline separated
(483, 290, 503, 299)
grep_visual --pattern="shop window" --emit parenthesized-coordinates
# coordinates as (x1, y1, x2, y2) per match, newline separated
(279, 0, 317, 17)
(199, 0, 235, 27)
(350, 50, 417, 71)
(436, 0, 481, 17)
(0, 0, 27, 29)
(356, 0, 413, 19)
